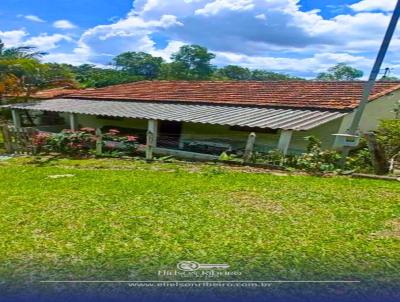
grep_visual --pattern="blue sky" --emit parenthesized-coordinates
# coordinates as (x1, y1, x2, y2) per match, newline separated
(0, 0, 399, 78)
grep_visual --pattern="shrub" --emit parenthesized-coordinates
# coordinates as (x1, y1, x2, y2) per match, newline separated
(376, 119, 400, 158)
(32, 128, 140, 157)
(46, 129, 96, 156)
(251, 137, 341, 173)
(101, 129, 139, 156)
(294, 146, 341, 173)
(346, 147, 373, 173)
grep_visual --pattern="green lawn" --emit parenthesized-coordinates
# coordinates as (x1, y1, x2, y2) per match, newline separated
(0, 157, 399, 290)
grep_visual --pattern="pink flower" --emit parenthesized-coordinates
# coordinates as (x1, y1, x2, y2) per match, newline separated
(81, 127, 96, 133)
(127, 136, 138, 142)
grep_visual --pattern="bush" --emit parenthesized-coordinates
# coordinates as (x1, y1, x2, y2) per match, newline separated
(46, 129, 97, 156)
(376, 119, 400, 158)
(101, 129, 139, 157)
(294, 138, 341, 173)
(32, 128, 139, 157)
(251, 137, 342, 173)
(346, 146, 373, 173)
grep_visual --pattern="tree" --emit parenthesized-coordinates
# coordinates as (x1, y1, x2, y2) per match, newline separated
(215, 65, 251, 80)
(170, 45, 216, 80)
(251, 69, 303, 81)
(380, 75, 400, 81)
(316, 63, 363, 81)
(0, 39, 76, 98)
(69, 64, 143, 88)
(113, 52, 164, 79)
(0, 40, 44, 97)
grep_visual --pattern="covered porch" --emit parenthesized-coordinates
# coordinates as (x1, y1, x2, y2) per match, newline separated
(8, 98, 346, 160)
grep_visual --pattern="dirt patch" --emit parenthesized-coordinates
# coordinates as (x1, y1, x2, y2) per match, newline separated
(229, 191, 284, 213)
(371, 219, 400, 239)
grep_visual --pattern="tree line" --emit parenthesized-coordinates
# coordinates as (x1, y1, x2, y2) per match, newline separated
(0, 39, 398, 99)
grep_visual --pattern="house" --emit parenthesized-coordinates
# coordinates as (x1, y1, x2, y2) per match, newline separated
(6, 81, 400, 159)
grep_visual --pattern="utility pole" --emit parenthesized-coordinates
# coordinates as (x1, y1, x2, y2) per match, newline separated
(339, 0, 400, 167)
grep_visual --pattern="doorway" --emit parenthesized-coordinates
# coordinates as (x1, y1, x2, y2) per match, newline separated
(158, 121, 183, 149)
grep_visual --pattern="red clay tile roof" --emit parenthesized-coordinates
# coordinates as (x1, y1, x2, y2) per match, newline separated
(64, 81, 400, 110)
(31, 88, 83, 99)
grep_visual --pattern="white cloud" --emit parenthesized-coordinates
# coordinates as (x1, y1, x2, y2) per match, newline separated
(4, 0, 400, 75)
(350, 0, 396, 12)
(23, 33, 72, 51)
(149, 40, 186, 60)
(53, 19, 77, 29)
(255, 13, 266, 20)
(51, 0, 399, 72)
(0, 30, 28, 47)
(195, 0, 254, 16)
(21, 15, 45, 23)
(214, 51, 373, 73)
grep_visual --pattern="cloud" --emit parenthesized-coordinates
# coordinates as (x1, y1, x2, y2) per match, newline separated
(53, 19, 77, 29)
(46, 0, 398, 72)
(214, 51, 374, 74)
(3, 0, 400, 77)
(195, 0, 255, 16)
(75, 13, 183, 62)
(0, 30, 28, 47)
(350, 0, 396, 12)
(20, 15, 45, 23)
(23, 33, 73, 51)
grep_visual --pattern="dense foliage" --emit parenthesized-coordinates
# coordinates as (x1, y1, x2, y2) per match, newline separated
(32, 128, 139, 157)
(4, 37, 387, 93)
(0, 41, 76, 98)
(0, 39, 307, 93)
(376, 119, 400, 159)
(220, 136, 373, 173)
(316, 63, 364, 81)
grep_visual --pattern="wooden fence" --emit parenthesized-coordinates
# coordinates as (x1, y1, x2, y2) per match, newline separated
(1, 125, 38, 155)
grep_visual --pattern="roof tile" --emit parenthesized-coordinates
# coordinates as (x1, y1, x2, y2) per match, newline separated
(48, 81, 400, 110)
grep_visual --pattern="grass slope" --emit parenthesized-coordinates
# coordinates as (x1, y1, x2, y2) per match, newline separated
(0, 158, 399, 289)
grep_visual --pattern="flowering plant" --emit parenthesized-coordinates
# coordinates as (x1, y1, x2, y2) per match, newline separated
(45, 128, 96, 156)
(102, 129, 139, 155)
(30, 127, 140, 157)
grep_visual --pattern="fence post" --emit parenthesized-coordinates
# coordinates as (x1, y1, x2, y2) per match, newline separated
(1, 126, 13, 153)
(69, 113, 78, 131)
(146, 120, 158, 161)
(277, 130, 293, 156)
(243, 132, 256, 162)
(26, 128, 37, 155)
(11, 110, 22, 129)
(96, 128, 103, 156)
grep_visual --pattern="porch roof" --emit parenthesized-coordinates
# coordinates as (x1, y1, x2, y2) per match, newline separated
(9, 98, 347, 131)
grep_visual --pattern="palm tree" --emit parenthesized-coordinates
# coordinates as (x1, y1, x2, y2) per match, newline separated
(0, 40, 46, 59)
(0, 39, 76, 99)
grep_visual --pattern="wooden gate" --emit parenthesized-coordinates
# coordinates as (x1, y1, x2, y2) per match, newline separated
(1, 126, 38, 154)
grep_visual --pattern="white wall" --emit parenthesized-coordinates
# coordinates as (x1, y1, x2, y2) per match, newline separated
(334, 90, 400, 148)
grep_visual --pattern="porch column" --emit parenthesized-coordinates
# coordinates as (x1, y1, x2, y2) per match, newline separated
(146, 119, 158, 160)
(11, 109, 22, 129)
(243, 132, 256, 162)
(277, 130, 293, 155)
(69, 113, 78, 131)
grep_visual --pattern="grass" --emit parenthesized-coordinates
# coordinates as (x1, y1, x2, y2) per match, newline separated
(0, 157, 399, 293)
